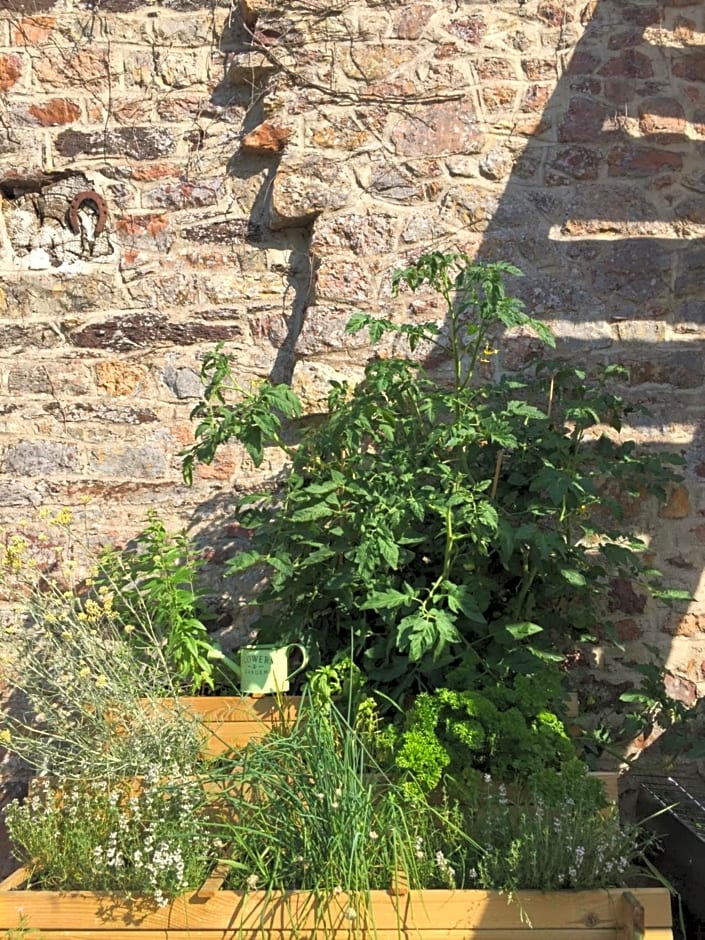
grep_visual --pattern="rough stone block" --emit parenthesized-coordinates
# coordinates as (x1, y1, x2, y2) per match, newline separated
(392, 100, 485, 157)
(0, 55, 23, 92)
(55, 127, 176, 161)
(90, 444, 168, 479)
(2, 440, 80, 476)
(270, 157, 352, 228)
(33, 48, 111, 90)
(25, 98, 81, 126)
(71, 312, 246, 350)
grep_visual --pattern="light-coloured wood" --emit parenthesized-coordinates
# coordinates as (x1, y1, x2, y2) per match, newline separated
(0, 866, 29, 890)
(592, 770, 620, 804)
(147, 696, 302, 757)
(0, 886, 673, 934)
(0, 931, 646, 940)
(622, 890, 645, 940)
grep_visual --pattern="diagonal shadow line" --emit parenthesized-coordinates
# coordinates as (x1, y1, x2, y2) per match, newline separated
(468, 0, 705, 759)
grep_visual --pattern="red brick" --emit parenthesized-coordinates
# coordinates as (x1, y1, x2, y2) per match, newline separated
(0, 55, 22, 92)
(638, 96, 686, 136)
(672, 51, 705, 82)
(607, 145, 682, 177)
(394, 3, 434, 40)
(599, 50, 654, 79)
(241, 122, 292, 154)
(10, 15, 55, 45)
(558, 97, 608, 143)
(537, 1, 570, 27)
(28, 98, 80, 126)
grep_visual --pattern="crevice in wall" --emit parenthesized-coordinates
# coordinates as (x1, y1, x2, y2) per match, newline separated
(0, 171, 114, 268)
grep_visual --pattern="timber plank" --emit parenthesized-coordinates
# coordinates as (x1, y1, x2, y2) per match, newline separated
(0, 931, 675, 940)
(0, 888, 673, 933)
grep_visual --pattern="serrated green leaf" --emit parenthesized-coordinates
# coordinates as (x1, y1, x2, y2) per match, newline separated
(290, 503, 334, 522)
(360, 589, 411, 611)
(505, 621, 543, 640)
(378, 536, 400, 569)
(225, 550, 263, 573)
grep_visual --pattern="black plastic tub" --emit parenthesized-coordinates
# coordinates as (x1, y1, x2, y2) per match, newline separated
(637, 775, 705, 924)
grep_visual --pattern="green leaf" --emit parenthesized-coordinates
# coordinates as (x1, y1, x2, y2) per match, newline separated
(505, 621, 543, 640)
(225, 550, 262, 573)
(360, 589, 411, 611)
(559, 568, 587, 587)
(378, 536, 400, 569)
(290, 503, 334, 522)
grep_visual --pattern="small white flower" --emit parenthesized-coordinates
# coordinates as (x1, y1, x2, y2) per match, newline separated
(246, 873, 259, 890)
(344, 907, 357, 921)
(369, 830, 379, 841)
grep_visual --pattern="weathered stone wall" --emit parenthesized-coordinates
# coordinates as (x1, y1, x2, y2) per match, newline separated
(1, 0, 705, 706)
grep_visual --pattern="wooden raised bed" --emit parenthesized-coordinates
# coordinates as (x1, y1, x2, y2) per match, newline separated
(0, 868, 674, 940)
(167, 696, 621, 802)
(155, 695, 302, 758)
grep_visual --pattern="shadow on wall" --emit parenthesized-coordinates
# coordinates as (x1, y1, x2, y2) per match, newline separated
(199, 0, 705, 763)
(471, 0, 705, 761)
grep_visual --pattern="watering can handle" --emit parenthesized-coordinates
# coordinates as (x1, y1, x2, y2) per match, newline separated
(285, 644, 309, 681)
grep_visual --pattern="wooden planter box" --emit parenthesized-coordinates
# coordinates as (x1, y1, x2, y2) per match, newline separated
(0, 867, 673, 940)
(165, 695, 621, 802)
(147, 695, 302, 758)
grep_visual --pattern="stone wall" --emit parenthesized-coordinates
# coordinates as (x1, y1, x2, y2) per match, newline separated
(1, 0, 705, 703)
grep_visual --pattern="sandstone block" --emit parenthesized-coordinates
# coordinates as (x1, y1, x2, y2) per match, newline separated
(672, 51, 705, 83)
(162, 363, 203, 399)
(558, 97, 609, 143)
(91, 445, 168, 479)
(0, 481, 40, 506)
(33, 48, 111, 90)
(242, 123, 292, 154)
(96, 361, 149, 396)
(312, 211, 397, 256)
(446, 17, 485, 43)
(599, 50, 654, 79)
(141, 179, 222, 211)
(393, 4, 434, 40)
(607, 145, 682, 178)
(658, 485, 691, 519)
(10, 15, 55, 45)
(27, 98, 80, 126)
(638, 96, 686, 136)
(270, 157, 351, 228)
(0, 55, 22, 92)
(392, 101, 484, 157)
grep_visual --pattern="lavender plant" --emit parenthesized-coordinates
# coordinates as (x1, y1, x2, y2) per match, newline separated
(460, 761, 650, 892)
